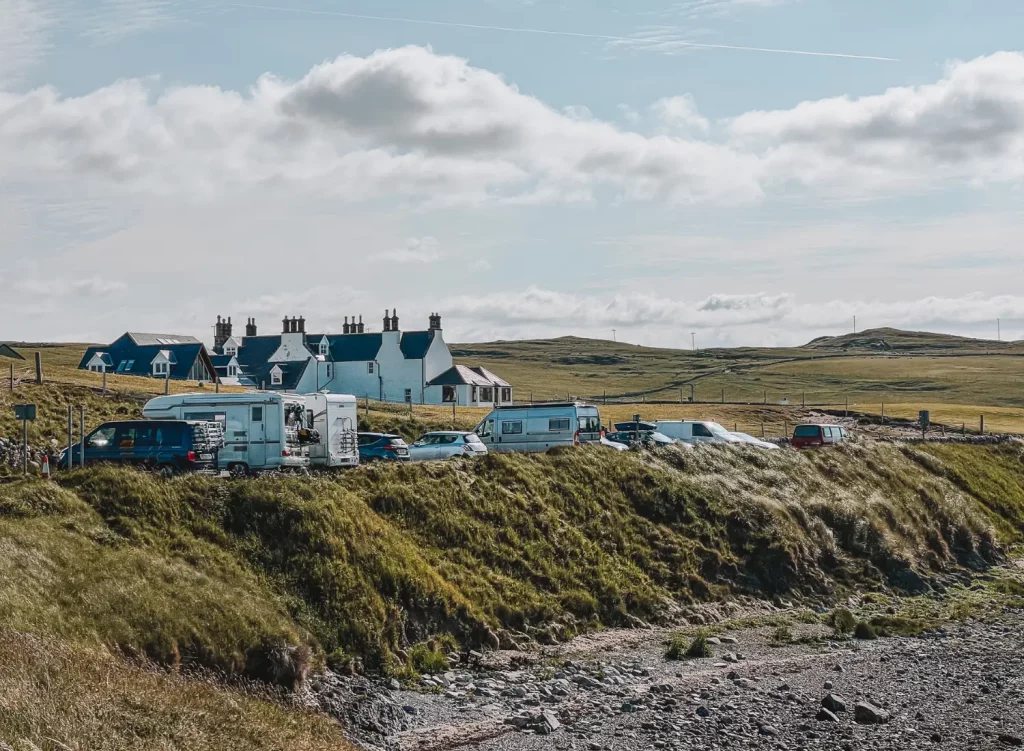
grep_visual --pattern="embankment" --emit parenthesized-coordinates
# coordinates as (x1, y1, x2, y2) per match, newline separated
(0, 441, 1022, 747)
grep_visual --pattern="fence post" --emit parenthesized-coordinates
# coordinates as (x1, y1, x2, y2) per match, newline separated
(980, 415, 985, 435)
(164, 371, 170, 394)
(8, 363, 12, 391)
(680, 389, 683, 404)
(845, 397, 849, 418)
(79, 407, 85, 468)
(67, 405, 73, 471)
(763, 390, 767, 406)
(690, 384, 695, 403)
(721, 388, 725, 405)
(761, 422, 765, 438)
(881, 402, 884, 425)
(962, 422, 966, 436)
(802, 391, 806, 408)
(784, 420, 788, 438)
(34, 352, 43, 384)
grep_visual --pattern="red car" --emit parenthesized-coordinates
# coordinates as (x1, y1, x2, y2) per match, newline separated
(792, 424, 849, 449)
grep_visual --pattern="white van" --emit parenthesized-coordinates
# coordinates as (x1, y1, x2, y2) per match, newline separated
(143, 392, 359, 473)
(474, 402, 602, 453)
(655, 420, 743, 445)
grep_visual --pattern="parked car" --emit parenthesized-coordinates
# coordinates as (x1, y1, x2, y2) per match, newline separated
(791, 424, 850, 449)
(357, 433, 410, 462)
(600, 436, 630, 451)
(606, 430, 681, 448)
(655, 420, 744, 445)
(729, 432, 780, 450)
(407, 432, 488, 461)
(59, 420, 221, 473)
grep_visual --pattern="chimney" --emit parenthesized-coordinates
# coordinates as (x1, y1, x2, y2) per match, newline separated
(390, 308, 399, 332)
(298, 316, 306, 334)
(383, 309, 391, 332)
(429, 312, 442, 331)
(358, 315, 364, 334)
(214, 315, 233, 352)
(343, 316, 350, 335)
(282, 316, 290, 334)
(246, 318, 257, 337)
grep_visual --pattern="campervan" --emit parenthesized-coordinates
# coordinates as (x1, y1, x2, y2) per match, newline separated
(143, 392, 359, 473)
(474, 402, 602, 453)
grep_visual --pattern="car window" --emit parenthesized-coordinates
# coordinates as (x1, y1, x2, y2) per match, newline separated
(793, 426, 820, 437)
(578, 415, 600, 432)
(478, 419, 495, 438)
(692, 424, 713, 438)
(549, 418, 571, 432)
(88, 426, 116, 447)
(133, 425, 156, 447)
(385, 437, 407, 447)
(466, 434, 484, 445)
(502, 420, 523, 435)
(358, 435, 379, 446)
(116, 426, 137, 449)
(153, 424, 183, 447)
(439, 435, 460, 445)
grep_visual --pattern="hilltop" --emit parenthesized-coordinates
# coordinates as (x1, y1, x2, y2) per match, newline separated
(804, 327, 1016, 353)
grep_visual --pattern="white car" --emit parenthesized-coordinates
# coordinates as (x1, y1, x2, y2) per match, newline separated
(729, 432, 780, 450)
(408, 432, 489, 461)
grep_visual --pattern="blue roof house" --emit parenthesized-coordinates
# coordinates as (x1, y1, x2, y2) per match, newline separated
(79, 333, 217, 383)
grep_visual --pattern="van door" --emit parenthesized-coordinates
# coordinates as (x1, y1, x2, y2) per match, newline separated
(249, 404, 267, 467)
(478, 418, 496, 447)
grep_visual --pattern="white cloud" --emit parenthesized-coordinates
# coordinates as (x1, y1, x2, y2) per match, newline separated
(0, 0, 54, 84)
(730, 51, 1024, 190)
(651, 94, 709, 133)
(442, 286, 1024, 345)
(375, 236, 442, 263)
(13, 276, 125, 297)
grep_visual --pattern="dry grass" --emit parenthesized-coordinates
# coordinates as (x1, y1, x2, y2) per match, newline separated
(0, 630, 353, 751)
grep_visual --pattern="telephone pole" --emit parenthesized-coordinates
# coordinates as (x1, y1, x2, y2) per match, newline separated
(612, 329, 616, 343)
(691, 332, 696, 351)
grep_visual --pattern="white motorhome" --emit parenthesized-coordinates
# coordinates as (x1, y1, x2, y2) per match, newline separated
(655, 420, 743, 445)
(143, 392, 359, 473)
(474, 402, 602, 453)
(304, 393, 359, 468)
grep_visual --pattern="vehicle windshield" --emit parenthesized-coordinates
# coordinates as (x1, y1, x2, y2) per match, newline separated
(794, 425, 821, 437)
(466, 434, 484, 445)
(578, 414, 601, 432)
(706, 422, 733, 438)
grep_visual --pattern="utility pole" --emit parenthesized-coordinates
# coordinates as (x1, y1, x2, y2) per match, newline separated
(612, 329, 616, 343)
(691, 333, 696, 351)
(853, 315, 857, 334)
(998, 319, 1001, 342)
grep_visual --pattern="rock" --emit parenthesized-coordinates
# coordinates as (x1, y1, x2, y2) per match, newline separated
(720, 636, 739, 645)
(540, 710, 561, 733)
(696, 706, 712, 718)
(999, 735, 1024, 747)
(854, 702, 890, 725)
(483, 628, 501, 650)
(759, 725, 780, 738)
(706, 637, 722, 646)
(816, 708, 841, 723)
(734, 679, 756, 690)
(823, 681, 834, 690)
(822, 693, 848, 713)
(387, 678, 401, 691)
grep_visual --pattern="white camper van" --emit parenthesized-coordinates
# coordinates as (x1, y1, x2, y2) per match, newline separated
(474, 402, 603, 453)
(654, 420, 743, 445)
(143, 392, 359, 473)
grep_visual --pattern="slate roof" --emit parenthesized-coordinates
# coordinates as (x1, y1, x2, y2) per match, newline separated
(427, 365, 500, 387)
(469, 366, 511, 388)
(234, 335, 282, 369)
(79, 333, 213, 381)
(209, 354, 234, 368)
(127, 332, 201, 346)
(400, 330, 435, 360)
(0, 344, 26, 360)
(247, 359, 311, 391)
(325, 333, 383, 362)
(87, 352, 115, 368)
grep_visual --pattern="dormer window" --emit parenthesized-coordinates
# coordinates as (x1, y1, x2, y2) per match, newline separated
(228, 364, 238, 377)
(224, 344, 237, 356)
(318, 339, 329, 357)
(153, 362, 170, 376)
(270, 366, 283, 386)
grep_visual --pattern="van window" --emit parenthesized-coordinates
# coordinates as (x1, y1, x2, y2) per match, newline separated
(133, 425, 156, 447)
(251, 406, 263, 422)
(692, 424, 713, 438)
(578, 416, 600, 432)
(549, 418, 571, 432)
(88, 426, 116, 448)
(794, 425, 820, 438)
(153, 424, 184, 446)
(116, 426, 138, 449)
(478, 419, 495, 438)
(502, 420, 523, 435)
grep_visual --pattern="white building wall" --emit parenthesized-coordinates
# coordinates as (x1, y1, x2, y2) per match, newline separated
(423, 331, 453, 383)
(325, 361, 381, 399)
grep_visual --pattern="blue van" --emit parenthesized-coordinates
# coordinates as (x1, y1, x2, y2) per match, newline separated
(60, 420, 221, 473)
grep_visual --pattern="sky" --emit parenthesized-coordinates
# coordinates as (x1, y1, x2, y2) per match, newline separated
(1, 0, 1023, 348)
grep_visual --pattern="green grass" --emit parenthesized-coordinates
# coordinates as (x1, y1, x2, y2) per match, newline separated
(665, 632, 711, 660)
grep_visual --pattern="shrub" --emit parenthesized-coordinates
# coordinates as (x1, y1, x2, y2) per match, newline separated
(665, 632, 711, 660)
(769, 626, 793, 645)
(854, 621, 878, 640)
(829, 608, 857, 635)
(409, 642, 450, 675)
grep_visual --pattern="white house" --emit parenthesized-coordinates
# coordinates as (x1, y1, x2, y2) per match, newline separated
(214, 311, 513, 405)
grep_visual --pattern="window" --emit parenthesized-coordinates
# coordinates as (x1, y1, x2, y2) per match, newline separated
(471, 386, 478, 402)
(367, 362, 375, 374)
(116, 360, 127, 373)
(89, 364, 102, 372)
(319, 341, 329, 356)
(578, 416, 600, 433)
(480, 387, 494, 403)
(549, 418, 571, 432)
(88, 426, 116, 448)
(442, 385, 457, 403)
(125, 360, 134, 370)
(116, 426, 137, 449)
(358, 434, 380, 446)
(326, 364, 332, 378)
(404, 389, 413, 403)
(501, 388, 512, 402)
(228, 365, 238, 377)
(438, 434, 459, 445)
(251, 406, 264, 422)
(153, 361, 169, 376)
(794, 425, 821, 438)
(133, 425, 156, 447)
(692, 424, 713, 438)
(502, 420, 523, 435)
(224, 344, 237, 356)
(270, 368, 282, 386)
(477, 419, 495, 438)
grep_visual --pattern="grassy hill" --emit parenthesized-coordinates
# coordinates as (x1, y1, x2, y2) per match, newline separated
(451, 328, 1024, 412)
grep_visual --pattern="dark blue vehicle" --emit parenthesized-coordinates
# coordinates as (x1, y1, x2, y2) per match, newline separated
(357, 433, 410, 463)
(59, 420, 221, 474)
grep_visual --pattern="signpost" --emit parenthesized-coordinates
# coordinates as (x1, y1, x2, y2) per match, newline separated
(13, 404, 37, 475)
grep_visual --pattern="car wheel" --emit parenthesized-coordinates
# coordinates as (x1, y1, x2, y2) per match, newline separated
(157, 464, 176, 478)
(229, 463, 250, 478)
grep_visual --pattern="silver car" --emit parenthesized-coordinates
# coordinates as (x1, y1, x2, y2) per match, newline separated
(407, 431, 489, 461)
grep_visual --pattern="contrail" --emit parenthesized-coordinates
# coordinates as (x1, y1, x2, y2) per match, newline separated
(227, 3, 899, 62)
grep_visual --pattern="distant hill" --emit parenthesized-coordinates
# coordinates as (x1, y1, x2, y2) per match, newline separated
(803, 327, 1013, 353)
